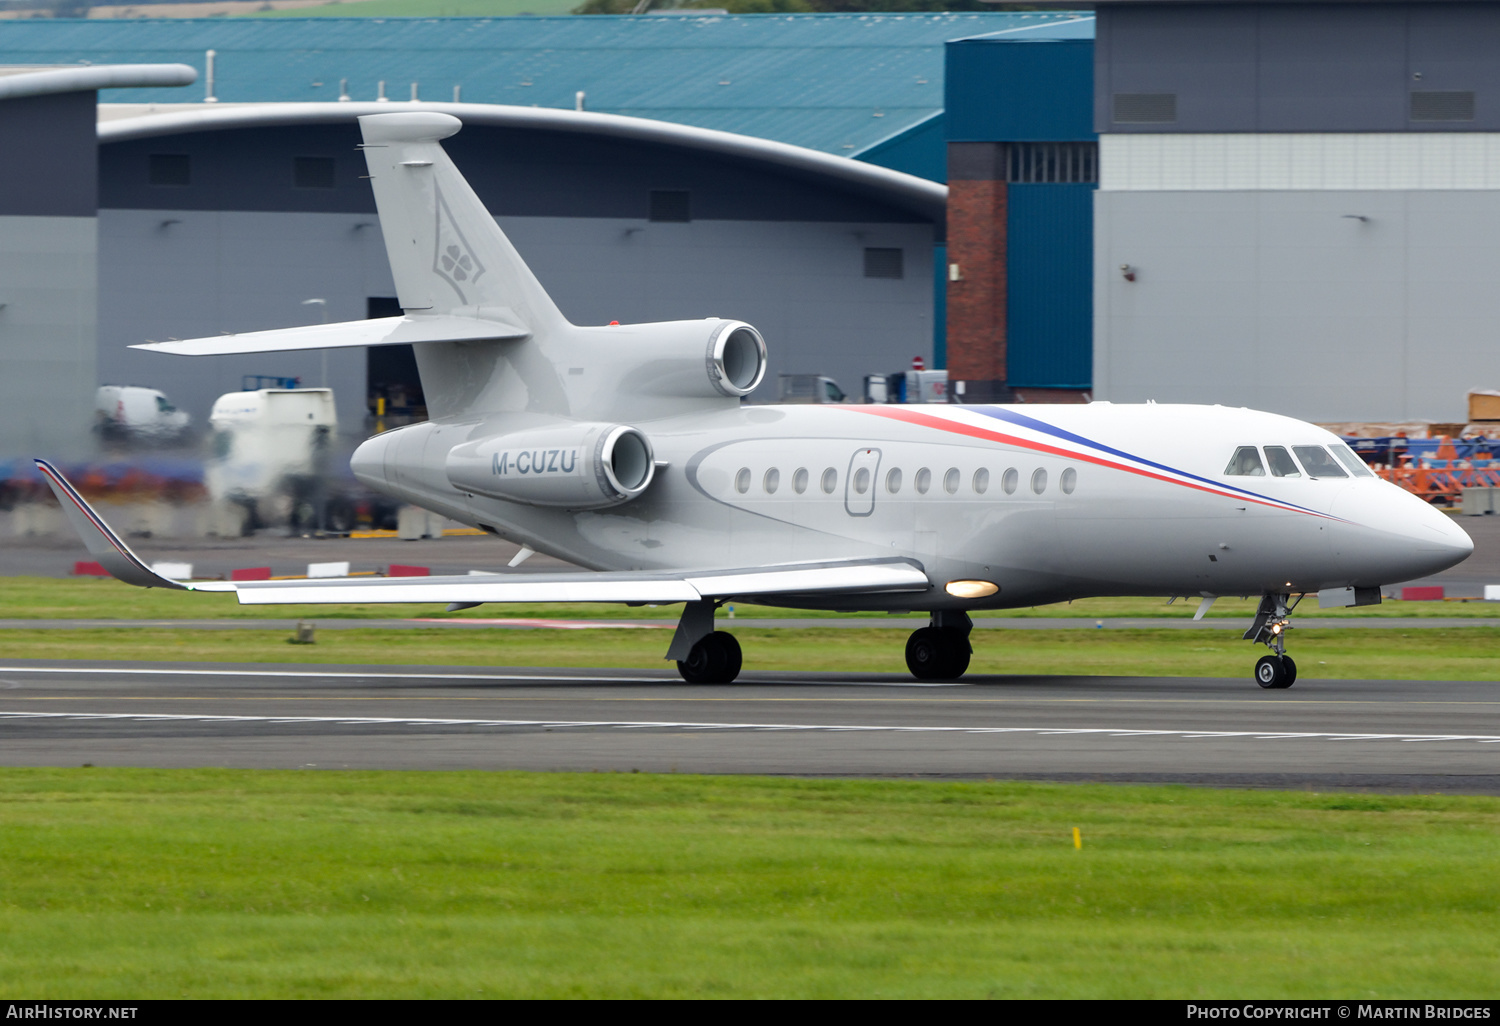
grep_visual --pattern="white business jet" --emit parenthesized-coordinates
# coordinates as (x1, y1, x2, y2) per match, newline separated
(37, 112, 1473, 689)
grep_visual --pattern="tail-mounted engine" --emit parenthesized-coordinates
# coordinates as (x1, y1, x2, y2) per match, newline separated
(705, 321, 767, 398)
(446, 422, 655, 509)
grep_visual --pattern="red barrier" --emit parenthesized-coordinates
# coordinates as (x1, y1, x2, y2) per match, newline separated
(231, 567, 273, 581)
(388, 564, 430, 577)
(73, 561, 108, 577)
(1400, 586, 1445, 601)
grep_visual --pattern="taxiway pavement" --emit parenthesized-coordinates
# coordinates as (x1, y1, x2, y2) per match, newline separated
(0, 661, 1496, 793)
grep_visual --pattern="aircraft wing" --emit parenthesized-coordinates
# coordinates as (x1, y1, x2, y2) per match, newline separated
(130, 313, 527, 357)
(35, 459, 930, 604)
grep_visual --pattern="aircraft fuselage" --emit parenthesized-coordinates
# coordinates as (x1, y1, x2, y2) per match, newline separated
(352, 400, 1473, 611)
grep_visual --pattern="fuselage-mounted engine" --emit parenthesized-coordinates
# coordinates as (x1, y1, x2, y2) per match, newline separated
(446, 422, 655, 510)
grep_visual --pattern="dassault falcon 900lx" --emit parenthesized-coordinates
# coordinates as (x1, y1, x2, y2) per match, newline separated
(38, 112, 1474, 688)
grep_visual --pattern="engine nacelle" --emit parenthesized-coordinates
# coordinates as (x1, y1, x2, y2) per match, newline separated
(704, 321, 768, 398)
(446, 422, 656, 509)
(613, 319, 768, 400)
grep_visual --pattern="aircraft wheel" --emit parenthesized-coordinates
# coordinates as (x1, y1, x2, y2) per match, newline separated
(938, 628, 971, 679)
(906, 627, 970, 680)
(1255, 654, 1294, 689)
(677, 631, 741, 685)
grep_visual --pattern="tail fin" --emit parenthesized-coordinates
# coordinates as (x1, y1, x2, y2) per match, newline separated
(359, 112, 568, 334)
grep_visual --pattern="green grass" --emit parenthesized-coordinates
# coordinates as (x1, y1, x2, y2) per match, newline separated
(7, 576, 1498, 622)
(1, 625, 1497, 679)
(246, 0, 580, 18)
(1, 769, 1497, 997)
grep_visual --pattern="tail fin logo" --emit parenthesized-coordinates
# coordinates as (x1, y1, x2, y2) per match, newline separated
(431, 185, 487, 304)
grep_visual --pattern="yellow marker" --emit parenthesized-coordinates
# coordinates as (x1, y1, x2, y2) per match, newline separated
(1073, 827, 1082, 849)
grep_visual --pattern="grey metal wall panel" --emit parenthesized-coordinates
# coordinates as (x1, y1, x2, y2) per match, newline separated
(1093, 188, 1500, 423)
(96, 209, 933, 429)
(1097, 2, 1500, 133)
(0, 92, 97, 218)
(1257, 4, 1407, 131)
(1099, 4, 1259, 133)
(0, 216, 97, 458)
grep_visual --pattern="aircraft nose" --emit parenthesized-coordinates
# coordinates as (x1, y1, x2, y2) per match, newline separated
(1332, 485, 1474, 582)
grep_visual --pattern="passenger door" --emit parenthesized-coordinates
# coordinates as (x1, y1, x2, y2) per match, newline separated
(845, 447, 881, 517)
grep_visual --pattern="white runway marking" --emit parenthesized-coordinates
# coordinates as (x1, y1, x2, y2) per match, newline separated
(0, 666, 969, 688)
(0, 710, 1496, 744)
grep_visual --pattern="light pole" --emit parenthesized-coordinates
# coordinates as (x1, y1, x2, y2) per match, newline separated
(301, 298, 328, 387)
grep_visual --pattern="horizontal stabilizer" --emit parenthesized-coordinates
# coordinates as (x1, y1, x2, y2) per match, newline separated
(226, 558, 930, 606)
(131, 313, 527, 357)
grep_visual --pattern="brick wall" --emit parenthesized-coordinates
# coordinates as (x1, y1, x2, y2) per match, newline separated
(945, 143, 1007, 400)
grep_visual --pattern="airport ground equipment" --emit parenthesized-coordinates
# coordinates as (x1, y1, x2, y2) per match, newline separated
(35, 113, 1474, 688)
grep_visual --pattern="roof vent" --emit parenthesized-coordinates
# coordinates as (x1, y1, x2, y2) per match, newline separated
(1113, 93, 1176, 124)
(1411, 90, 1475, 122)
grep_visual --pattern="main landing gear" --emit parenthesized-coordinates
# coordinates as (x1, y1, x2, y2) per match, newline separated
(668, 599, 742, 684)
(1245, 592, 1299, 689)
(905, 611, 973, 681)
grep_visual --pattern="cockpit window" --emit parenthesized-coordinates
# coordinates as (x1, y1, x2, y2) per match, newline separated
(1224, 446, 1265, 476)
(1265, 446, 1301, 478)
(1330, 443, 1375, 478)
(1292, 445, 1348, 479)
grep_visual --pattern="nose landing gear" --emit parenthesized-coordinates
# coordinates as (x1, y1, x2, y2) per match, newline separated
(906, 611, 972, 680)
(1245, 592, 1299, 689)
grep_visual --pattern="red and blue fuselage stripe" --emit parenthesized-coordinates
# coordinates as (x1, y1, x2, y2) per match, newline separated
(844, 405, 1343, 522)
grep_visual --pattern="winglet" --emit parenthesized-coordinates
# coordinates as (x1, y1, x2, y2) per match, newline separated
(34, 459, 188, 590)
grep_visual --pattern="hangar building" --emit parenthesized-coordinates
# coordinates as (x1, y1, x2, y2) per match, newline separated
(0, 11, 1084, 456)
(1090, 0, 1500, 424)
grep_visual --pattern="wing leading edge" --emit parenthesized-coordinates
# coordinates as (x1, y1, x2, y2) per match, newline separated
(34, 460, 930, 605)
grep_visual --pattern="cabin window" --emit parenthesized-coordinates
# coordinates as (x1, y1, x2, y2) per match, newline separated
(764, 468, 780, 494)
(943, 468, 960, 494)
(1031, 468, 1048, 494)
(915, 468, 931, 494)
(886, 468, 902, 494)
(1002, 468, 1019, 494)
(1331, 444, 1375, 478)
(793, 467, 809, 494)
(735, 468, 751, 494)
(1293, 445, 1348, 479)
(972, 468, 990, 494)
(820, 467, 837, 494)
(853, 467, 871, 494)
(1224, 446, 1265, 477)
(1061, 468, 1077, 494)
(1265, 446, 1301, 478)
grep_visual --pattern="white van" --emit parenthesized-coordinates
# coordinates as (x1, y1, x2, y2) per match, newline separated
(94, 385, 191, 440)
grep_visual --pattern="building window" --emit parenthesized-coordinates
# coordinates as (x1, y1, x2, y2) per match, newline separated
(864, 248, 904, 279)
(1411, 91, 1475, 122)
(148, 154, 190, 187)
(294, 156, 337, 189)
(1002, 143, 1098, 184)
(1112, 92, 1177, 124)
(649, 190, 691, 222)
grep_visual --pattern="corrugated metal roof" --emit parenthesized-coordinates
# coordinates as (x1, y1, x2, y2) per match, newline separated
(0, 12, 1087, 154)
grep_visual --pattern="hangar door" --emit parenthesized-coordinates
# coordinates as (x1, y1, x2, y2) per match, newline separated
(365, 297, 427, 422)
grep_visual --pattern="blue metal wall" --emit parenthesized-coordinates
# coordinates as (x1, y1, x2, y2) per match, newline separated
(947, 37, 1096, 142)
(1005, 183, 1094, 389)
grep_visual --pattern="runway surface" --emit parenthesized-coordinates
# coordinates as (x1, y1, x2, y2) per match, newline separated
(0, 617, 1495, 630)
(1, 660, 1497, 793)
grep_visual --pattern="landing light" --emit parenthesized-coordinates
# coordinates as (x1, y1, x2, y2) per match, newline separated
(945, 580, 998, 599)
